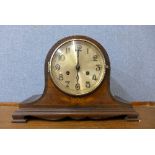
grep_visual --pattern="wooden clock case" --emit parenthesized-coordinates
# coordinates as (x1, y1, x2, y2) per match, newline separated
(12, 35, 138, 123)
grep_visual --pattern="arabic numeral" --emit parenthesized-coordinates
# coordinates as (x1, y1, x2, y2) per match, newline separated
(66, 47, 70, 53)
(59, 74, 63, 80)
(85, 81, 90, 88)
(96, 64, 102, 71)
(65, 81, 70, 87)
(92, 74, 97, 80)
(93, 55, 98, 61)
(75, 83, 80, 90)
(55, 64, 60, 71)
(58, 54, 65, 61)
(75, 44, 82, 51)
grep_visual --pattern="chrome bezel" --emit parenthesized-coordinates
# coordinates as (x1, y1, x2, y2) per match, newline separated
(49, 38, 107, 96)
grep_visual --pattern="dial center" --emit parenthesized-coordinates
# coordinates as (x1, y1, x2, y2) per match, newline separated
(76, 64, 80, 71)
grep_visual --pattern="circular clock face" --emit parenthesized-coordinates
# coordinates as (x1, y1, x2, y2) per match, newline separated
(49, 38, 106, 96)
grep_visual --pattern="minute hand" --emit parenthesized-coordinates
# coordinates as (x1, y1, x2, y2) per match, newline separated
(76, 49, 80, 71)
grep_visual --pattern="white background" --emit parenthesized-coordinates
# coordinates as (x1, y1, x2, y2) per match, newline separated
(0, 0, 155, 25)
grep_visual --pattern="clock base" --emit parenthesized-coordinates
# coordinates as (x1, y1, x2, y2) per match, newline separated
(12, 106, 138, 123)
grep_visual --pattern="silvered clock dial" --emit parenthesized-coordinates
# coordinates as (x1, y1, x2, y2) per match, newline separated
(48, 39, 106, 96)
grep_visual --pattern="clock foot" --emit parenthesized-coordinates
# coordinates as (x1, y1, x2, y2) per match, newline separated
(12, 114, 27, 123)
(125, 115, 140, 121)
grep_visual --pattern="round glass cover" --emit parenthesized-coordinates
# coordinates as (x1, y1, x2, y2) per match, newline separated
(49, 39, 106, 96)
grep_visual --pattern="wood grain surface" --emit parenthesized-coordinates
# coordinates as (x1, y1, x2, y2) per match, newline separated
(1, 102, 155, 129)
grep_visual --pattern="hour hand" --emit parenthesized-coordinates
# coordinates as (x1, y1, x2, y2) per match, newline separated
(76, 49, 80, 71)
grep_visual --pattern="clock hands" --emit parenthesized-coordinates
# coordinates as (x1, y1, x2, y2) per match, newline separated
(75, 47, 80, 90)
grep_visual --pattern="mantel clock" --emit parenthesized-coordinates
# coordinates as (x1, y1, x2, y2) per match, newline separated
(12, 35, 138, 122)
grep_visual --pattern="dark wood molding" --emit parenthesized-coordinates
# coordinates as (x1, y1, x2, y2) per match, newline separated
(1, 101, 155, 107)
(1, 103, 155, 128)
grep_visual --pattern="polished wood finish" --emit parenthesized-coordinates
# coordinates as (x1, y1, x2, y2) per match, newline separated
(1, 102, 155, 128)
(12, 35, 138, 122)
